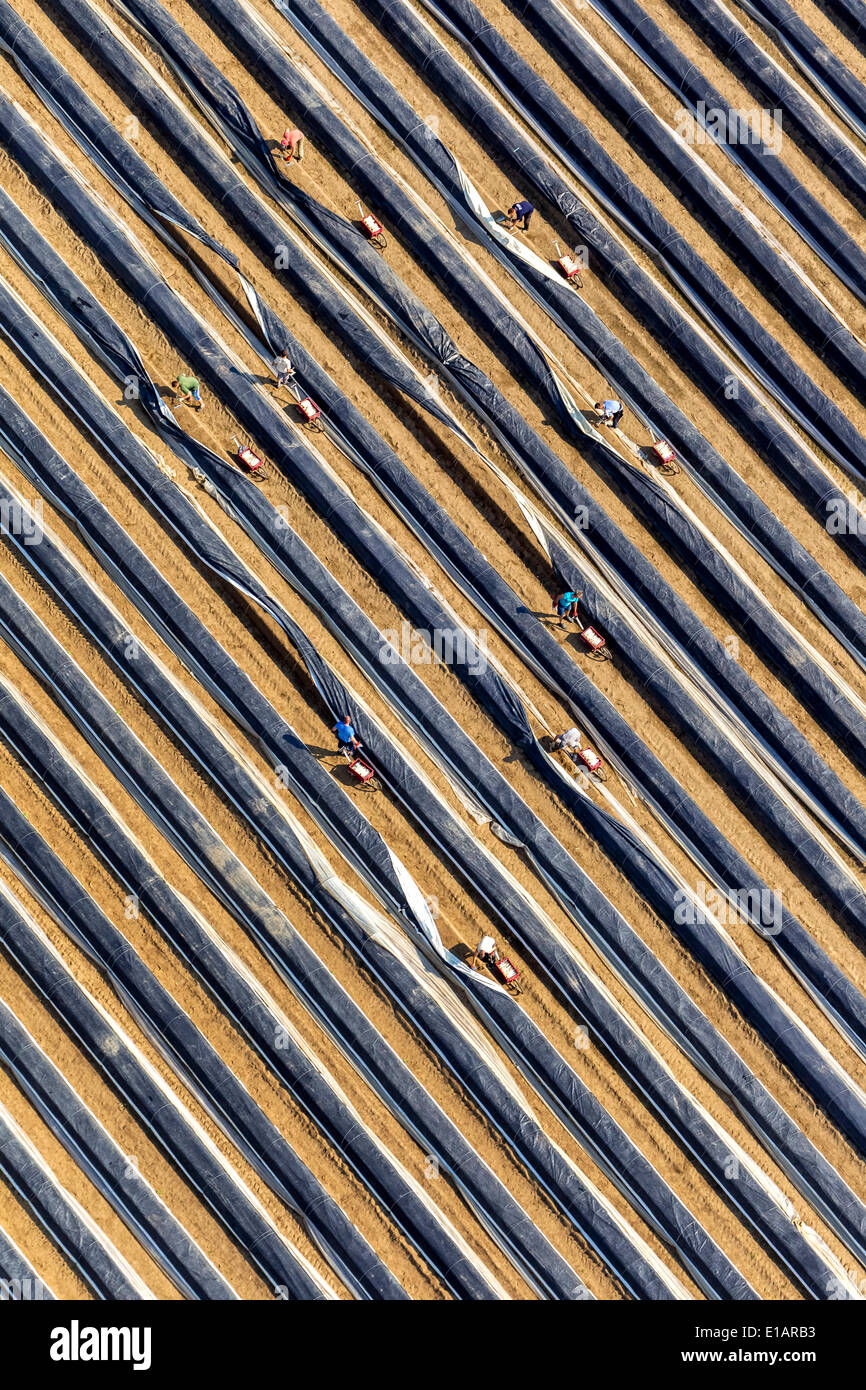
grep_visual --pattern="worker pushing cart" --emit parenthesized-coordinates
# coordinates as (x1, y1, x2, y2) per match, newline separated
(272, 349, 296, 387)
(554, 588, 582, 629)
(470, 935, 522, 993)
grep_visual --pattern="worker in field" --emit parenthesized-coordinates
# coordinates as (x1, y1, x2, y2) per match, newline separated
(470, 935, 500, 971)
(594, 398, 624, 429)
(171, 374, 203, 411)
(553, 587, 582, 628)
(505, 198, 535, 233)
(553, 727, 583, 756)
(332, 715, 361, 755)
(280, 127, 305, 162)
(272, 348, 296, 387)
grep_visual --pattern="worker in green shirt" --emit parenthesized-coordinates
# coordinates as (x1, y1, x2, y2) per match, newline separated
(171, 373, 203, 411)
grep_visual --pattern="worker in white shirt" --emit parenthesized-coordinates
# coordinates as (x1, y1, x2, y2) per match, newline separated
(552, 727, 583, 755)
(272, 349, 296, 387)
(470, 935, 500, 971)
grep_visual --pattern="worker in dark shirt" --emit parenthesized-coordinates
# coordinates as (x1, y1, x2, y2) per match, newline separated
(505, 198, 535, 232)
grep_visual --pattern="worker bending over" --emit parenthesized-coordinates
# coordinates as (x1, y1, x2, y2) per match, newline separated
(470, 935, 500, 971)
(553, 728, 583, 756)
(505, 199, 534, 232)
(595, 398, 623, 429)
(171, 374, 203, 411)
(281, 127, 305, 161)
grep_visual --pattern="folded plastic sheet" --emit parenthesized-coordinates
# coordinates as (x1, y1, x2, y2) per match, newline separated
(0, 1226, 55, 1297)
(666, 0, 866, 215)
(0, 688, 505, 1298)
(1, 335, 859, 1300)
(2, 148, 866, 1195)
(0, 883, 333, 1300)
(0, 771, 402, 1302)
(816, 0, 866, 49)
(737, 0, 866, 144)
(0, 483, 599, 1305)
(1, 10, 866, 1295)
(18, 494, 697, 1297)
(0, 1093, 149, 1299)
(2, 218, 865, 1082)
(565, 0, 866, 300)
(0, 997, 237, 1300)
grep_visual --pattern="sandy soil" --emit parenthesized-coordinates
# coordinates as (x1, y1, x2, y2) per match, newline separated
(0, 0, 863, 1300)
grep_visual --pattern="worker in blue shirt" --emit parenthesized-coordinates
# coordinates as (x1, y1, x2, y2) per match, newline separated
(595, 398, 624, 429)
(332, 716, 361, 754)
(505, 198, 535, 232)
(554, 588, 582, 629)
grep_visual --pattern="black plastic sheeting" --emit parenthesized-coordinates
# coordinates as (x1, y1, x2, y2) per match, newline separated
(0, 1227, 54, 1297)
(0, 375, 852, 1301)
(258, 0, 866, 518)
(20, 8, 866, 878)
(3, 132, 866, 1183)
(563, 0, 866, 301)
(739, 0, 866, 137)
(0, 486, 608, 1304)
(0, 869, 330, 1300)
(666, 0, 866, 215)
(97, 0, 866, 808)
(816, 0, 866, 52)
(94, 0, 866, 687)
(40, 0, 866, 631)
(257, 0, 866, 625)
(1, 300, 860, 1300)
(0, 996, 235, 1300)
(0, 696, 590, 1300)
(424, 0, 866, 479)
(0, 1084, 144, 1299)
(5, 493, 679, 1300)
(4, 183, 866, 1093)
(0, 739, 498, 1303)
(0, 375, 841, 1295)
(0, 53, 862, 1015)
(0, 336, 594, 1304)
(5, 72, 866, 1006)
(0, 664, 502, 1296)
(11, 3, 866, 893)
(15, 3, 866, 889)
(0, 758, 401, 1302)
(0, 390, 761, 1300)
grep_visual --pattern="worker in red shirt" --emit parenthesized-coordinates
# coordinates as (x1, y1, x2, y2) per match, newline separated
(280, 127, 306, 162)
